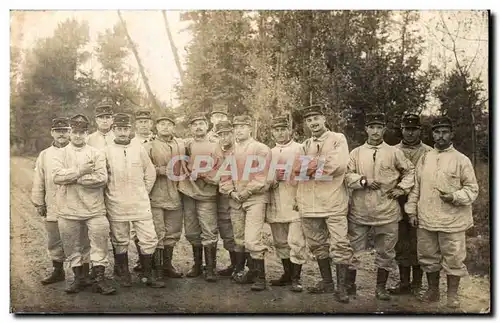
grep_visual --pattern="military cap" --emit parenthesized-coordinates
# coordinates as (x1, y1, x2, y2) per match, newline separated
(271, 116, 289, 128)
(155, 112, 176, 125)
(51, 117, 71, 130)
(215, 120, 233, 134)
(69, 114, 89, 131)
(135, 109, 152, 120)
(233, 115, 253, 126)
(113, 113, 132, 127)
(401, 112, 421, 128)
(188, 112, 208, 125)
(365, 112, 386, 126)
(210, 104, 228, 116)
(95, 103, 114, 117)
(431, 116, 453, 130)
(299, 104, 324, 118)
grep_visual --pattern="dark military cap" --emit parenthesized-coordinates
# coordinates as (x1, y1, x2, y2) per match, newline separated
(155, 112, 176, 125)
(365, 112, 386, 126)
(233, 115, 253, 126)
(95, 103, 114, 117)
(51, 117, 71, 130)
(113, 113, 132, 127)
(299, 104, 324, 118)
(188, 112, 208, 125)
(271, 116, 289, 129)
(401, 112, 421, 128)
(135, 109, 152, 120)
(69, 114, 89, 131)
(214, 120, 233, 134)
(210, 104, 228, 116)
(431, 116, 453, 130)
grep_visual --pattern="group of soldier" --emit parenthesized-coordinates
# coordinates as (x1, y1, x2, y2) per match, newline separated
(31, 102, 478, 309)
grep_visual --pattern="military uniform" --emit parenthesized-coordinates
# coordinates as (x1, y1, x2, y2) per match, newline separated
(144, 112, 185, 278)
(178, 112, 222, 282)
(53, 115, 115, 295)
(405, 116, 478, 307)
(267, 116, 307, 292)
(104, 113, 164, 288)
(86, 104, 116, 150)
(31, 118, 91, 285)
(345, 112, 414, 300)
(390, 112, 433, 295)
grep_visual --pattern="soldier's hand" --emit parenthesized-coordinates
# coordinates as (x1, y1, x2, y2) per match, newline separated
(80, 161, 95, 175)
(367, 180, 381, 190)
(276, 169, 286, 181)
(36, 205, 47, 218)
(239, 190, 252, 202)
(155, 166, 168, 176)
(387, 187, 405, 199)
(440, 192, 454, 203)
(408, 214, 418, 227)
(230, 191, 242, 203)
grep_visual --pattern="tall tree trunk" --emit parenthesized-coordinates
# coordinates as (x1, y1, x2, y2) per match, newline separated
(117, 10, 161, 113)
(162, 10, 184, 84)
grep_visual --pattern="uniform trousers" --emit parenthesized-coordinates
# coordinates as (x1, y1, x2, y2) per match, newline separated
(45, 220, 91, 263)
(217, 195, 236, 252)
(394, 196, 419, 266)
(152, 208, 183, 248)
(182, 194, 219, 246)
(230, 202, 268, 260)
(269, 221, 307, 264)
(110, 219, 158, 255)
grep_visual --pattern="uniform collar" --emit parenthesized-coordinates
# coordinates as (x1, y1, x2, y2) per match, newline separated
(70, 142, 87, 150)
(434, 143, 454, 153)
(400, 140, 422, 149)
(364, 141, 386, 149)
(52, 141, 69, 149)
(275, 139, 295, 148)
(157, 135, 175, 143)
(312, 130, 329, 141)
(98, 130, 113, 137)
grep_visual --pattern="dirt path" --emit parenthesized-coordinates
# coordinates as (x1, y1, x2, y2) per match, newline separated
(10, 156, 491, 314)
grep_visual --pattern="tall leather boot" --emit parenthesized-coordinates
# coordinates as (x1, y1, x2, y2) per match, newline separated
(204, 244, 217, 282)
(186, 245, 203, 278)
(250, 258, 266, 291)
(411, 265, 423, 295)
(290, 263, 303, 292)
(308, 258, 335, 294)
(447, 275, 461, 308)
(335, 264, 349, 303)
(41, 261, 65, 285)
(65, 266, 83, 294)
(389, 265, 411, 294)
(153, 249, 165, 282)
(132, 239, 143, 272)
(163, 246, 183, 278)
(375, 268, 391, 300)
(418, 271, 440, 302)
(81, 262, 94, 287)
(217, 251, 237, 277)
(270, 258, 292, 286)
(91, 265, 116, 295)
(140, 254, 165, 288)
(234, 254, 258, 284)
(231, 252, 247, 281)
(114, 253, 132, 287)
(346, 269, 357, 296)
(112, 244, 120, 277)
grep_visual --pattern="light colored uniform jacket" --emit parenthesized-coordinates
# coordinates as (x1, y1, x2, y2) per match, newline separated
(219, 137, 271, 207)
(405, 145, 479, 232)
(131, 133, 154, 146)
(52, 143, 108, 220)
(394, 141, 433, 166)
(31, 144, 67, 222)
(178, 137, 222, 201)
(145, 136, 185, 210)
(104, 142, 156, 222)
(267, 140, 302, 223)
(346, 141, 415, 226)
(296, 131, 350, 218)
(86, 130, 115, 150)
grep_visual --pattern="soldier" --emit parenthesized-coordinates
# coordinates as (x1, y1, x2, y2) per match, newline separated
(52, 114, 116, 295)
(145, 112, 185, 279)
(86, 103, 115, 149)
(178, 112, 222, 282)
(219, 115, 271, 291)
(405, 116, 478, 308)
(267, 116, 307, 293)
(345, 112, 414, 301)
(389, 112, 432, 296)
(207, 105, 229, 143)
(212, 121, 238, 277)
(104, 113, 164, 288)
(131, 109, 155, 145)
(31, 117, 91, 285)
(294, 105, 352, 303)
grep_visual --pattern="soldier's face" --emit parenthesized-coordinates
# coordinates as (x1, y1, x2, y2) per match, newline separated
(432, 126, 453, 149)
(96, 115, 113, 132)
(51, 128, 70, 146)
(190, 120, 208, 137)
(234, 124, 251, 141)
(305, 115, 326, 133)
(365, 124, 386, 142)
(135, 119, 152, 136)
(113, 126, 132, 141)
(402, 127, 421, 144)
(211, 113, 227, 126)
(156, 120, 175, 137)
(219, 130, 234, 147)
(70, 129, 88, 146)
(272, 126, 291, 144)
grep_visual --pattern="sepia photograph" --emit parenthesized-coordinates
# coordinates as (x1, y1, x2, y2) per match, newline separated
(9, 9, 490, 314)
